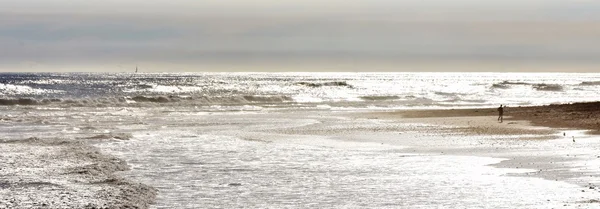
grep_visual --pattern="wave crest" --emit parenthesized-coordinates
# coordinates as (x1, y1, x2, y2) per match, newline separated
(491, 81, 564, 91)
(295, 81, 353, 88)
(0, 98, 41, 105)
(0, 95, 295, 107)
(359, 96, 400, 101)
(580, 81, 600, 86)
(533, 84, 563, 91)
(491, 83, 510, 89)
(500, 81, 532, 85)
(131, 96, 171, 103)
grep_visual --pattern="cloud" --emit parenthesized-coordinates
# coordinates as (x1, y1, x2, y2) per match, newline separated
(1, 0, 600, 72)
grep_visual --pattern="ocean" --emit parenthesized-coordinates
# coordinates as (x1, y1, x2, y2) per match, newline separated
(2, 72, 600, 109)
(2, 72, 600, 208)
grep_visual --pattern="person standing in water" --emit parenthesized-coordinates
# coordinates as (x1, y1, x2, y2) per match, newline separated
(497, 105, 504, 123)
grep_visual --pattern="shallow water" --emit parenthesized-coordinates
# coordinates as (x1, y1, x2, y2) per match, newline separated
(91, 109, 600, 208)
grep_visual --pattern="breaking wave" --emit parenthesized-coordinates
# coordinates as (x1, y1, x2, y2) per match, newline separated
(86, 133, 133, 140)
(491, 83, 510, 89)
(434, 91, 467, 97)
(0, 83, 61, 95)
(491, 81, 533, 87)
(359, 96, 400, 101)
(579, 81, 600, 86)
(490, 81, 533, 89)
(491, 81, 563, 91)
(0, 98, 41, 106)
(0, 95, 295, 107)
(295, 81, 353, 88)
(533, 84, 563, 91)
(406, 97, 436, 106)
(500, 81, 532, 85)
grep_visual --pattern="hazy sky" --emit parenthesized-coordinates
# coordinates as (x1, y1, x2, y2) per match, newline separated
(1, 0, 599, 72)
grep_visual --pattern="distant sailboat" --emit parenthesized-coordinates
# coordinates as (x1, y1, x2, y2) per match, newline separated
(135, 66, 139, 73)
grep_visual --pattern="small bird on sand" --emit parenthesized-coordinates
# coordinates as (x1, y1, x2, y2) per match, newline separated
(572, 136, 575, 143)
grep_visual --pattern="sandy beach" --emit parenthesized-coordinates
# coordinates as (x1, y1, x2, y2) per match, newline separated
(370, 101, 600, 135)
(357, 101, 600, 191)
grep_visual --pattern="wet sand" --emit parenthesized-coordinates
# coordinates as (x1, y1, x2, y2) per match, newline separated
(0, 137, 156, 208)
(371, 101, 600, 135)
(357, 101, 600, 192)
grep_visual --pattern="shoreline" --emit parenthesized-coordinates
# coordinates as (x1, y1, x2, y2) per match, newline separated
(353, 101, 600, 189)
(1, 101, 599, 207)
(373, 101, 600, 135)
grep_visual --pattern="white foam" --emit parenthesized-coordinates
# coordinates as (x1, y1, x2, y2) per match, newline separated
(0, 84, 60, 95)
(91, 110, 600, 208)
(101, 131, 597, 208)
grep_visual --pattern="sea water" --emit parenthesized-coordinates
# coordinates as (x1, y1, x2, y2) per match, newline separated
(2, 72, 600, 208)
(2, 72, 600, 109)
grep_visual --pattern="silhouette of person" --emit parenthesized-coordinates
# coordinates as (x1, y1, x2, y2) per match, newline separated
(497, 105, 504, 123)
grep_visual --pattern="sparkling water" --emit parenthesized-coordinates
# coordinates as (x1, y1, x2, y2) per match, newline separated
(3, 72, 600, 208)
